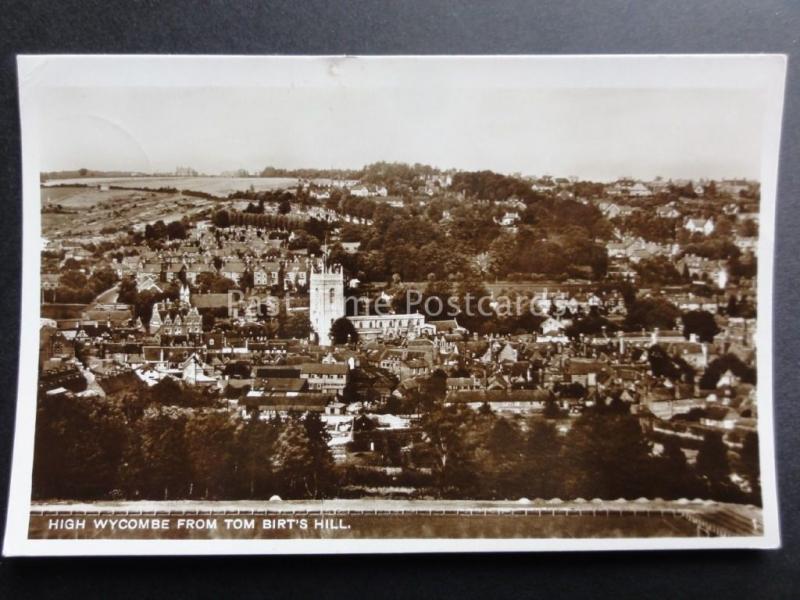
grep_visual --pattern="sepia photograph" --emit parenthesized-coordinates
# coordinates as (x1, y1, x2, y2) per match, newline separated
(4, 54, 785, 555)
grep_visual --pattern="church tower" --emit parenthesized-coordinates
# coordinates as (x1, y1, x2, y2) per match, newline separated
(309, 260, 345, 346)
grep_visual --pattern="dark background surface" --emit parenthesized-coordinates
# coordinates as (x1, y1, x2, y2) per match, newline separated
(0, 1, 798, 597)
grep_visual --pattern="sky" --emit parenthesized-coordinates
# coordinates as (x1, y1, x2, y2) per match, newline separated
(36, 84, 766, 181)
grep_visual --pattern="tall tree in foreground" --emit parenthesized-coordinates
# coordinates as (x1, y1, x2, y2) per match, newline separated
(480, 417, 524, 498)
(302, 411, 335, 498)
(32, 395, 127, 500)
(185, 412, 237, 499)
(562, 412, 656, 499)
(418, 403, 478, 498)
(739, 431, 761, 504)
(121, 410, 188, 500)
(520, 419, 563, 499)
(654, 437, 697, 500)
(271, 418, 318, 498)
(235, 418, 279, 498)
(695, 430, 739, 502)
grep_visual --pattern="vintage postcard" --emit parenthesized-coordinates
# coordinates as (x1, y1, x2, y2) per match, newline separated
(4, 55, 785, 555)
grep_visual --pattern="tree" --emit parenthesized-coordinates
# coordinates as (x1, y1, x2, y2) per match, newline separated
(624, 298, 681, 331)
(271, 418, 318, 498)
(150, 377, 195, 406)
(646, 344, 695, 383)
(166, 220, 188, 240)
(212, 209, 231, 228)
(206, 274, 238, 294)
(633, 256, 684, 285)
(740, 432, 761, 502)
(682, 310, 720, 342)
(278, 198, 291, 215)
(281, 310, 312, 339)
(88, 267, 118, 297)
(120, 411, 188, 500)
(655, 438, 696, 499)
(520, 419, 562, 498)
(695, 431, 731, 494)
(329, 316, 358, 345)
(698, 353, 756, 389)
(418, 403, 478, 497)
(562, 412, 657, 499)
(185, 412, 237, 499)
(32, 395, 127, 499)
(481, 418, 524, 498)
(235, 419, 278, 498)
(60, 269, 88, 290)
(302, 412, 335, 498)
(223, 361, 252, 379)
(117, 276, 138, 305)
(543, 397, 562, 418)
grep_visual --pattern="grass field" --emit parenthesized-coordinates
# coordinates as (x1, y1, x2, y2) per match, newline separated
(40, 186, 217, 238)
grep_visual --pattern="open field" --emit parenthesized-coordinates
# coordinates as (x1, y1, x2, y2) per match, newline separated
(41, 186, 218, 238)
(44, 176, 299, 196)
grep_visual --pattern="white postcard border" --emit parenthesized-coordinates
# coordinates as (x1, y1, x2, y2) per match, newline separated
(4, 54, 786, 555)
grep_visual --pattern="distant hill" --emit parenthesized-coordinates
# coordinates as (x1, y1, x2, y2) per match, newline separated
(41, 169, 156, 182)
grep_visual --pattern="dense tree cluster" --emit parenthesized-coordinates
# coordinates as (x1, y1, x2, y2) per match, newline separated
(53, 266, 118, 304)
(408, 399, 752, 503)
(32, 390, 336, 501)
(698, 354, 757, 389)
(32, 374, 758, 504)
(144, 219, 189, 241)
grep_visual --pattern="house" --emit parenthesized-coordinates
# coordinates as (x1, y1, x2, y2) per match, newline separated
(445, 389, 552, 415)
(565, 358, 605, 387)
(425, 319, 468, 336)
(447, 377, 482, 392)
(684, 217, 715, 236)
(283, 260, 308, 289)
(498, 211, 520, 227)
(734, 237, 758, 255)
(185, 262, 215, 285)
(164, 262, 186, 282)
(700, 406, 739, 430)
(717, 369, 741, 388)
(540, 317, 566, 336)
(598, 201, 622, 219)
(239, 393, 332, 418)
(656, 204, 681, 219)
(253, 261, 281, 288)
(629, 182, 653, 197)
(221, 261, 247, 284)
(253, 377, 308, 395)
(350, 185, 371, 197)
(299, 362, 349, 395)
(181, 353, 217, 386)
(38, 365, 87, 395)
(136, 262, 163, 291)
(39, 326, 75, 364)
